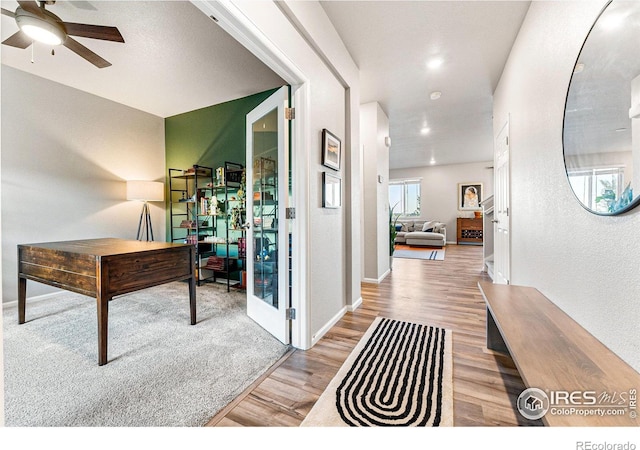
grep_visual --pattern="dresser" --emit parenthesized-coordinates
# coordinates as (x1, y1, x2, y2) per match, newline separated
(457, 217, 483, 245)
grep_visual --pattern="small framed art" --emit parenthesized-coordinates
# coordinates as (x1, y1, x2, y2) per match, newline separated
(322, 172, 341, 208)
(458, 182, 483, 210)
(322, 129, 341, 171)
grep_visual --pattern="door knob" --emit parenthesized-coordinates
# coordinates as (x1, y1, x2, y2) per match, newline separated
(491, 219, 499, 223)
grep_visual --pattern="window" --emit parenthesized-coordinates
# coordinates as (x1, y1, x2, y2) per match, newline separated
(567, 167, 624, 213)
(389, 179, 421, 216)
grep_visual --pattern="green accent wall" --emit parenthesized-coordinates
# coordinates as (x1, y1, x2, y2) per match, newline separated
(164, 88, 280, 239)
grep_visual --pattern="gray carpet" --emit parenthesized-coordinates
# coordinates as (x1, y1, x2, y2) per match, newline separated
(3, 281, 288, 427)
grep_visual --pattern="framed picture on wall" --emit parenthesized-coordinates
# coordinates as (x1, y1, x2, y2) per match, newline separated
(322, 172, 341, 208)
(322, 129, 341, 171)
(458, 182, 483, 210)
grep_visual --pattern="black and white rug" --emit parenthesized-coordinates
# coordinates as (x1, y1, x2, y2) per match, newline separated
(393, 249, 445, 261)
(301, 317, 453, 426)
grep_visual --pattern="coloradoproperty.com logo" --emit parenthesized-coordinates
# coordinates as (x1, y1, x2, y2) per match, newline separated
(517, 388, 550, 420)
(517, 387, 637, 420)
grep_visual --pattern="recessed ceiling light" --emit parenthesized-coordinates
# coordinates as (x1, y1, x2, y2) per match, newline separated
(427, 58, 443, 70)
(574, 63, 585, 74)
(421, 127, 431, 135)
(430, 91, 442, 100)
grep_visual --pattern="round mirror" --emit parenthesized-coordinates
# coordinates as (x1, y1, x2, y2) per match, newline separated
(563, 0, 640, 215)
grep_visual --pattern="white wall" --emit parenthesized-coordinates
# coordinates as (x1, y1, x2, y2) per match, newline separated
(390, 161, 494, 243)
(0, 60, 4, 427)
(632, 75, 640, 193)
(1, 66, 166, 302)
(494, 0, 640, 371)
(280, 0, 363, 315)
(212, 0, 360, 345)
(361, 102, 390, 281)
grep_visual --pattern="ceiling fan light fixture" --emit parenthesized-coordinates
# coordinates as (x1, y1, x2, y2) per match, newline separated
(20, 23, 64, 45)
(16, 8, 66, 46)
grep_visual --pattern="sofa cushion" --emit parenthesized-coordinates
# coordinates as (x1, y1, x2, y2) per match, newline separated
(422, 221, 438, 232)
(409, 231, 444, 239)
(405, 231, 445, 247)
(433, 222, 446, 234)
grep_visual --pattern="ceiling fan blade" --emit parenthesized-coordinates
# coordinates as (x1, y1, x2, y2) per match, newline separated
(63, 22, 124, 43)
(64, 36, 111, 68)
(2, 30, 32, 49)
(17, 1, 44, 17)
(1, 7, 16, 18)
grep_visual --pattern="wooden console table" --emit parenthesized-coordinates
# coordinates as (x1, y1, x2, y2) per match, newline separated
(457, 217, 483, 245)
(478, 281, 640, 426)
(18, 238, 196, 366)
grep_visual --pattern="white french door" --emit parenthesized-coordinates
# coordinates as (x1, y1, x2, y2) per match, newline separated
(494, 119, 511, 285)
(245, 86, 290, 343)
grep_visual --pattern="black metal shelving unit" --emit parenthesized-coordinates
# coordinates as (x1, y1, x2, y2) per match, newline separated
(205, 161, 246, 292)
(168, 165, 215, 285)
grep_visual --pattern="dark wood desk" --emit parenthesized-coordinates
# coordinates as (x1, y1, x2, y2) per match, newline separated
(18, 238, 196, 365)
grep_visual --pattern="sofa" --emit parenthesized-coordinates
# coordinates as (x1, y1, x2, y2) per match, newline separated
(394, 220, 446, 247)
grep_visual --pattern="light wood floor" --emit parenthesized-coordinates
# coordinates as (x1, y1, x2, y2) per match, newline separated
(207, 244, 541, 426)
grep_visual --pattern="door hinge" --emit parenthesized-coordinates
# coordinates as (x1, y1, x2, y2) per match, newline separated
(286, 308, 296, 320)
(286, 207, 296, 219)
(285, 107, 295, 120)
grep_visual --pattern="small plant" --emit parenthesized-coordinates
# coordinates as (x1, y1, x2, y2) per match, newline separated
(389, 202, 400, 256)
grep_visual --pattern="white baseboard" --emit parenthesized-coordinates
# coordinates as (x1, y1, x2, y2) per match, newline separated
(309, 305, 347, 348)
(348, 296, 363, 312)
(2, 291, 64, 310)
(362, 268, 390, 284)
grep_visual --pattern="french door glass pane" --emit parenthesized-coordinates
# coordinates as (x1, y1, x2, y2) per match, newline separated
(252, 108, 279, 308)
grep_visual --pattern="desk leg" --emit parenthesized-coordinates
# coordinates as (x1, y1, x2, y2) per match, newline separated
(97, 293, 109, 366)
(18, 277, 26, 324)
(487, 307, 509, 354)
(189, 275, 196, 325)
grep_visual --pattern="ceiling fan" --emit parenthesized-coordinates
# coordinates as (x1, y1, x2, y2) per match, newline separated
(1, 0, 124, 68)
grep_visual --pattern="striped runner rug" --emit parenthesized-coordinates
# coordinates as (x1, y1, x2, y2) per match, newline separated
(393, 249, 445, 260)
(301, 317, 453, 426)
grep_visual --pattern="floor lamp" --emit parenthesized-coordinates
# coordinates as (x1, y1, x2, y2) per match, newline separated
(126, 181, 165, 241)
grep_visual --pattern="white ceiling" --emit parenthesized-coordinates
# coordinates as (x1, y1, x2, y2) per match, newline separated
(0, 0, 286, 118)
(320, 1, 531, 169)
(1, 0, 532, 169)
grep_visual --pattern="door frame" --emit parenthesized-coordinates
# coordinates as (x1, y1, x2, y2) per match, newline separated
(494, 118, 511, 285)
(192, 0, 310, 349)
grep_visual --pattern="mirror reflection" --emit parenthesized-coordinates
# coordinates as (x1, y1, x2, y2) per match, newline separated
(563, 0, 640, 215)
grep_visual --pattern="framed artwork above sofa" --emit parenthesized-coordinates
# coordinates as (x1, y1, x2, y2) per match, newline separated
(458, 182, 483, 211)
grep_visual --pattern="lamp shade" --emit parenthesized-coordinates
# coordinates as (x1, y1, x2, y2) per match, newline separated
(126, 181, 164, 202)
